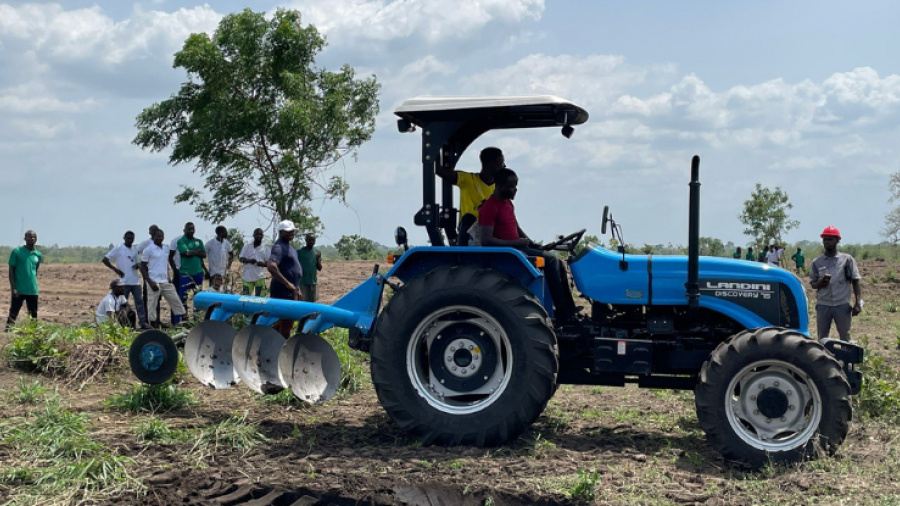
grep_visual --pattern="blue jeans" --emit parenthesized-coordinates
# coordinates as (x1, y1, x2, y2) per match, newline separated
(178, 272, 204, 323)
(122, 284, 148, 327)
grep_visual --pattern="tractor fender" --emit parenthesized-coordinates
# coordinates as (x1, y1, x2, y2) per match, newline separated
(384, 246, 549, 309)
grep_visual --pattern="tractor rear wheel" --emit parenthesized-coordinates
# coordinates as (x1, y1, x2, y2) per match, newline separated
(695, 327, 852, 466)
(371, 265, 558, 446)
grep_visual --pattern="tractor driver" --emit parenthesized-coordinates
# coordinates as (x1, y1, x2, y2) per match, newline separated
(436, 147, 505, 246)
(479, 168, 579, 324)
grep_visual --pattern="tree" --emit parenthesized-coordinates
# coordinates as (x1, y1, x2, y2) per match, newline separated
(134, 9, 380, 225)
(335, 234, 377, 260)
(738, 184, 799, 246)
(698, 237, 725, 257)
(882, 172, 900, 245)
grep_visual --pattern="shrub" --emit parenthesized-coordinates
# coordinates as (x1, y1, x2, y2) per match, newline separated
(855, 348, 900, 423)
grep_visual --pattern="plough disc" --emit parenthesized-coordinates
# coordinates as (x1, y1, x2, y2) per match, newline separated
(232, 325, 287, 394)
(279, 333, 342, 404)
(183, 321, 240, 389)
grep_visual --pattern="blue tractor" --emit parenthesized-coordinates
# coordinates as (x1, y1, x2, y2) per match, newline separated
(130, 95, 863, 467)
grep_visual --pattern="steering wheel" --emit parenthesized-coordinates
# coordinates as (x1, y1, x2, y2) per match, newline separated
(542, 229, 586, 252)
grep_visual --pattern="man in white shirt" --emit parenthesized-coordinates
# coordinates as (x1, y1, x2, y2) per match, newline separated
(766, 243, 784, 267)
(136, 224, 159, 325)
(96, 279, 131, 325)
(239, 228, 270, 296)
(102, 230, 150, 329)
(206, 226, 233, 279)
(140, 228, 186, 328)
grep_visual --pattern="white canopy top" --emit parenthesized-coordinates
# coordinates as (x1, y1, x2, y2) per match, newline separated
(395, 95, 580, 114)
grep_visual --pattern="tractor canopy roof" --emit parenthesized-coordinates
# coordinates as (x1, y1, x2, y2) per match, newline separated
(394, 95, 588, 132)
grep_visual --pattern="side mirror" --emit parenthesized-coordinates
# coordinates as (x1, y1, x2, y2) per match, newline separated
(601, 206, 609, 235)
(395, 227, 409, 251)
(561, 125, 574, 139)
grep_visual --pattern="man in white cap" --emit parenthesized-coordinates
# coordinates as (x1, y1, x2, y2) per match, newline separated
(96, 279, 132, 325)
(267, 220, 304, 338)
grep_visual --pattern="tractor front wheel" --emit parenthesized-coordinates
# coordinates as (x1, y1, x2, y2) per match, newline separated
(695, 327, 852, 466)
(371, 265, 558, 446)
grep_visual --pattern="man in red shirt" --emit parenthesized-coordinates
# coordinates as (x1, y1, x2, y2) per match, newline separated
(479, 168, 578, 323)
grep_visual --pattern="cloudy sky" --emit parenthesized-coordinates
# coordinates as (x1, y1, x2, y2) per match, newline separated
(1, 1, 898, 249)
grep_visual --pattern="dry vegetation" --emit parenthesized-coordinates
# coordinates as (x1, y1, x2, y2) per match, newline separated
(0, 260, 899, 505)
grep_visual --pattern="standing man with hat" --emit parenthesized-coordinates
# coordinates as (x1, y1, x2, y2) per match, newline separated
(809, 226, 862, 341)
(267, 220, 304, 338)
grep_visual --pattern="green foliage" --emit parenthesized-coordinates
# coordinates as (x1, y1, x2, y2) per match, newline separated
(227, 227, 245, 259)
(4, 320, 135, 375)
(855, 349, 900, 423)
(698, 236, 725, 257)
(568, 469, 600, 501)
(739, 183, 799, 246)
(0, 244, 109, 264)
(12, 377, 48, 404)
(134, 8, 380, 224)
(104, 383, 197, 414)
(574, 234, 602, 255)
(335, 234, 379, 260)
(4, 320, 71, 373)
(322, 328, 370, 395)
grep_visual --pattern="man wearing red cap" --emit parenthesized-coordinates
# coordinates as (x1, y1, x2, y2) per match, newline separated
(809, 226, 862, 341)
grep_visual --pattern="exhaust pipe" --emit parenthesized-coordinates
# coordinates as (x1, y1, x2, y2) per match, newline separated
(686, 155, 701, 317)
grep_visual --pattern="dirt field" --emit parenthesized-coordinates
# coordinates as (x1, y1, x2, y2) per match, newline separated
(1, 260, 899, 505)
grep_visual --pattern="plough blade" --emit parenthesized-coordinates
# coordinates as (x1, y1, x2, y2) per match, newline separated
(279, 333, 342, 404)
(232, 325, 287, 394)
(183, 321, 240, 389)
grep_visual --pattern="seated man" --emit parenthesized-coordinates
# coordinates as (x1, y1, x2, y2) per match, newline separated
(96, 279, 135, 326)
(479, 168, 579, 323)
(436, 147, 505, 245)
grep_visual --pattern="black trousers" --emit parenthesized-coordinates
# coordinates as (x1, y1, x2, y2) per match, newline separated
(7, 294, 38, 329)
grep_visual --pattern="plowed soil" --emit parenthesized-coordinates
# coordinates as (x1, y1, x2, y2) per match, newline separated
(1, 259, 899, 505)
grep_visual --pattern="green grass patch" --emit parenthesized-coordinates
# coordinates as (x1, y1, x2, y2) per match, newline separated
(191, 413, 267, 452)
(104, 383, 196, 414)
(11, 376, 48, 404)
(322, 328, 371, 396)
(0, 396, 143, 503)
(567, 469, 600, 501)
(134, 417, 185, 443)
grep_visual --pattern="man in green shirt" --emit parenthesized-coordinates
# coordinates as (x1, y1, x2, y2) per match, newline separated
(176, 222, 206, 322)
(791, 247, 806, 274)
(7, 230, 42, 330)
(296, 233, 323, 302)
(745, 247, 754, 261)
(732, 246, 742, 259)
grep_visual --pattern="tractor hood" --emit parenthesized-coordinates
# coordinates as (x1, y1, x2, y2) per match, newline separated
(571, 245, 809, 333)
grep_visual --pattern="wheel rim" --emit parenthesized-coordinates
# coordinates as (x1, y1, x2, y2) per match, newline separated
(140, 343, 165, 372)
(725, 359, 822, 452)
(406, 305, 512, 414)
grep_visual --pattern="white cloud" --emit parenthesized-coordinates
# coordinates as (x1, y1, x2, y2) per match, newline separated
(0, 3, 221, 67)
(0, 85, 96, 114)
(286, 0, 543, 43)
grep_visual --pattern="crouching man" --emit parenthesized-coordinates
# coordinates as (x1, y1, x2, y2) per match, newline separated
(96, 279, 135, 326)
